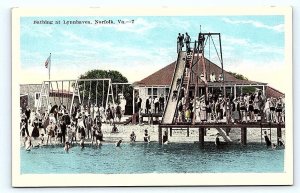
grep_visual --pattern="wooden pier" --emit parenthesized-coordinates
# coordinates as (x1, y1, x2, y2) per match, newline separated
(158, 122, 285, 145)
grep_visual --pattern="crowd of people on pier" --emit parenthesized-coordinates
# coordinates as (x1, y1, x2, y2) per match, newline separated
(173, 91, 285, 124)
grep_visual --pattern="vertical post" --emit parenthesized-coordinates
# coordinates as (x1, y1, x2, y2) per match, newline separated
(67, 80, 71, 111)
(116, 84, 118, 100)
(165, 128, 169, 142)
(277, 127, 282, 145)
(199, 127, 204, 146)
(106, 80, 110, 108)
(260, 127, 263, 144)
(158, 125, 162, 145)
(170, 127, 173, 137)
(56, 81, 60, 104)
(218, 34, 226, 102)
(47, 81, 50, 108)
(269, 128, 272, 143)
(234, 84, 237, 99)
(151, 87, 153, 113)
(49, 53, 51, 81)
(187, 127, 190, 137)
(262, 85, 265, 96)
(62, 81, 64, 105)
(241, 127, 247, 145)
(133, 88, 135, 114)
(96, 80, 98, 106)
(77, 81, 81, 104)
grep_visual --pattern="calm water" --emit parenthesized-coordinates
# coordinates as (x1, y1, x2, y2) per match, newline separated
(20, 143, 284, 174)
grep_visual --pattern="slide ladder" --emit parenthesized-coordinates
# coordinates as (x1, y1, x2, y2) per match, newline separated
(182, 50, 195, 111)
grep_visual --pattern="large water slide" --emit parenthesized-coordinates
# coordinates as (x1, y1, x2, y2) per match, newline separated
(162, 51, 186, 124)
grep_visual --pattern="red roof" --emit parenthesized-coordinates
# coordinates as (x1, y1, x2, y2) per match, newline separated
(135, 57, 265, 86)
(265, 86, 285, 98)
(135, 62, 176, 86)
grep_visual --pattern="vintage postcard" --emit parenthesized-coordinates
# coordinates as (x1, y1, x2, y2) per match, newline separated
(12, 7, 293, 187)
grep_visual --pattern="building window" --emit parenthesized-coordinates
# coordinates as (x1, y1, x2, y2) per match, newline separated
(165, 88, 170, 95)
(153, 88, 158, 96)
(34, 92, 41, 108)
(35, 92, 41, 100)
(148, 88, 152, 96)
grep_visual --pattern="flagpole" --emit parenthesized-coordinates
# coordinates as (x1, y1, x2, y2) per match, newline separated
(49, 53, 51, 80)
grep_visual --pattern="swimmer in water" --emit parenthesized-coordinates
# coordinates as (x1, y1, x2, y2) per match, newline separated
(130, 131, 136, 142)
(95, 129, 103, 148)
(116, 139, 122, 147)
(144, 129, 150, 143)
(278, 137, 285, 147)
(263, 131, 271, 147)
(163, 130, 168, 144)
(64, 141, 71, 152)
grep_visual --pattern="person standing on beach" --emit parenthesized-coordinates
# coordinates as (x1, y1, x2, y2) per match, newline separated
(99, 105, 105, 122)
(46, 121, 55, 145)
(137, 96, 142, 112)
(21, 113, 30, 137)
(60, 117, 67, 144)
(90, 104, 94, 121)
(116, 103, 122, 122)
(24, 136, 33, 151)
(93, 104, 99, 120)
(31, 117, 40, 139)
(84, 114, 93, 139)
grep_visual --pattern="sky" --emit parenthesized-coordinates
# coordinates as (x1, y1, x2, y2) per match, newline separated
(20, 15, 286, 91)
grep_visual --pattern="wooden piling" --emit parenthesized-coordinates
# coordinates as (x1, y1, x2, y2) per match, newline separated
(241, 127, 247, 145)
(158, 125, 162, 144)
(277, 127, 282, 145)
(170, 127, 173, 137)
(199, 128, 204, 146)
(187, 127, 190, 137)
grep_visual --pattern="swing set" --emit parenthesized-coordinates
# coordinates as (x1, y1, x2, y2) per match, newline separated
(38, 78, 116, 114)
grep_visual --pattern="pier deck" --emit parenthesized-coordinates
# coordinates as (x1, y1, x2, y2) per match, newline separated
(158, 122, 285, 145)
